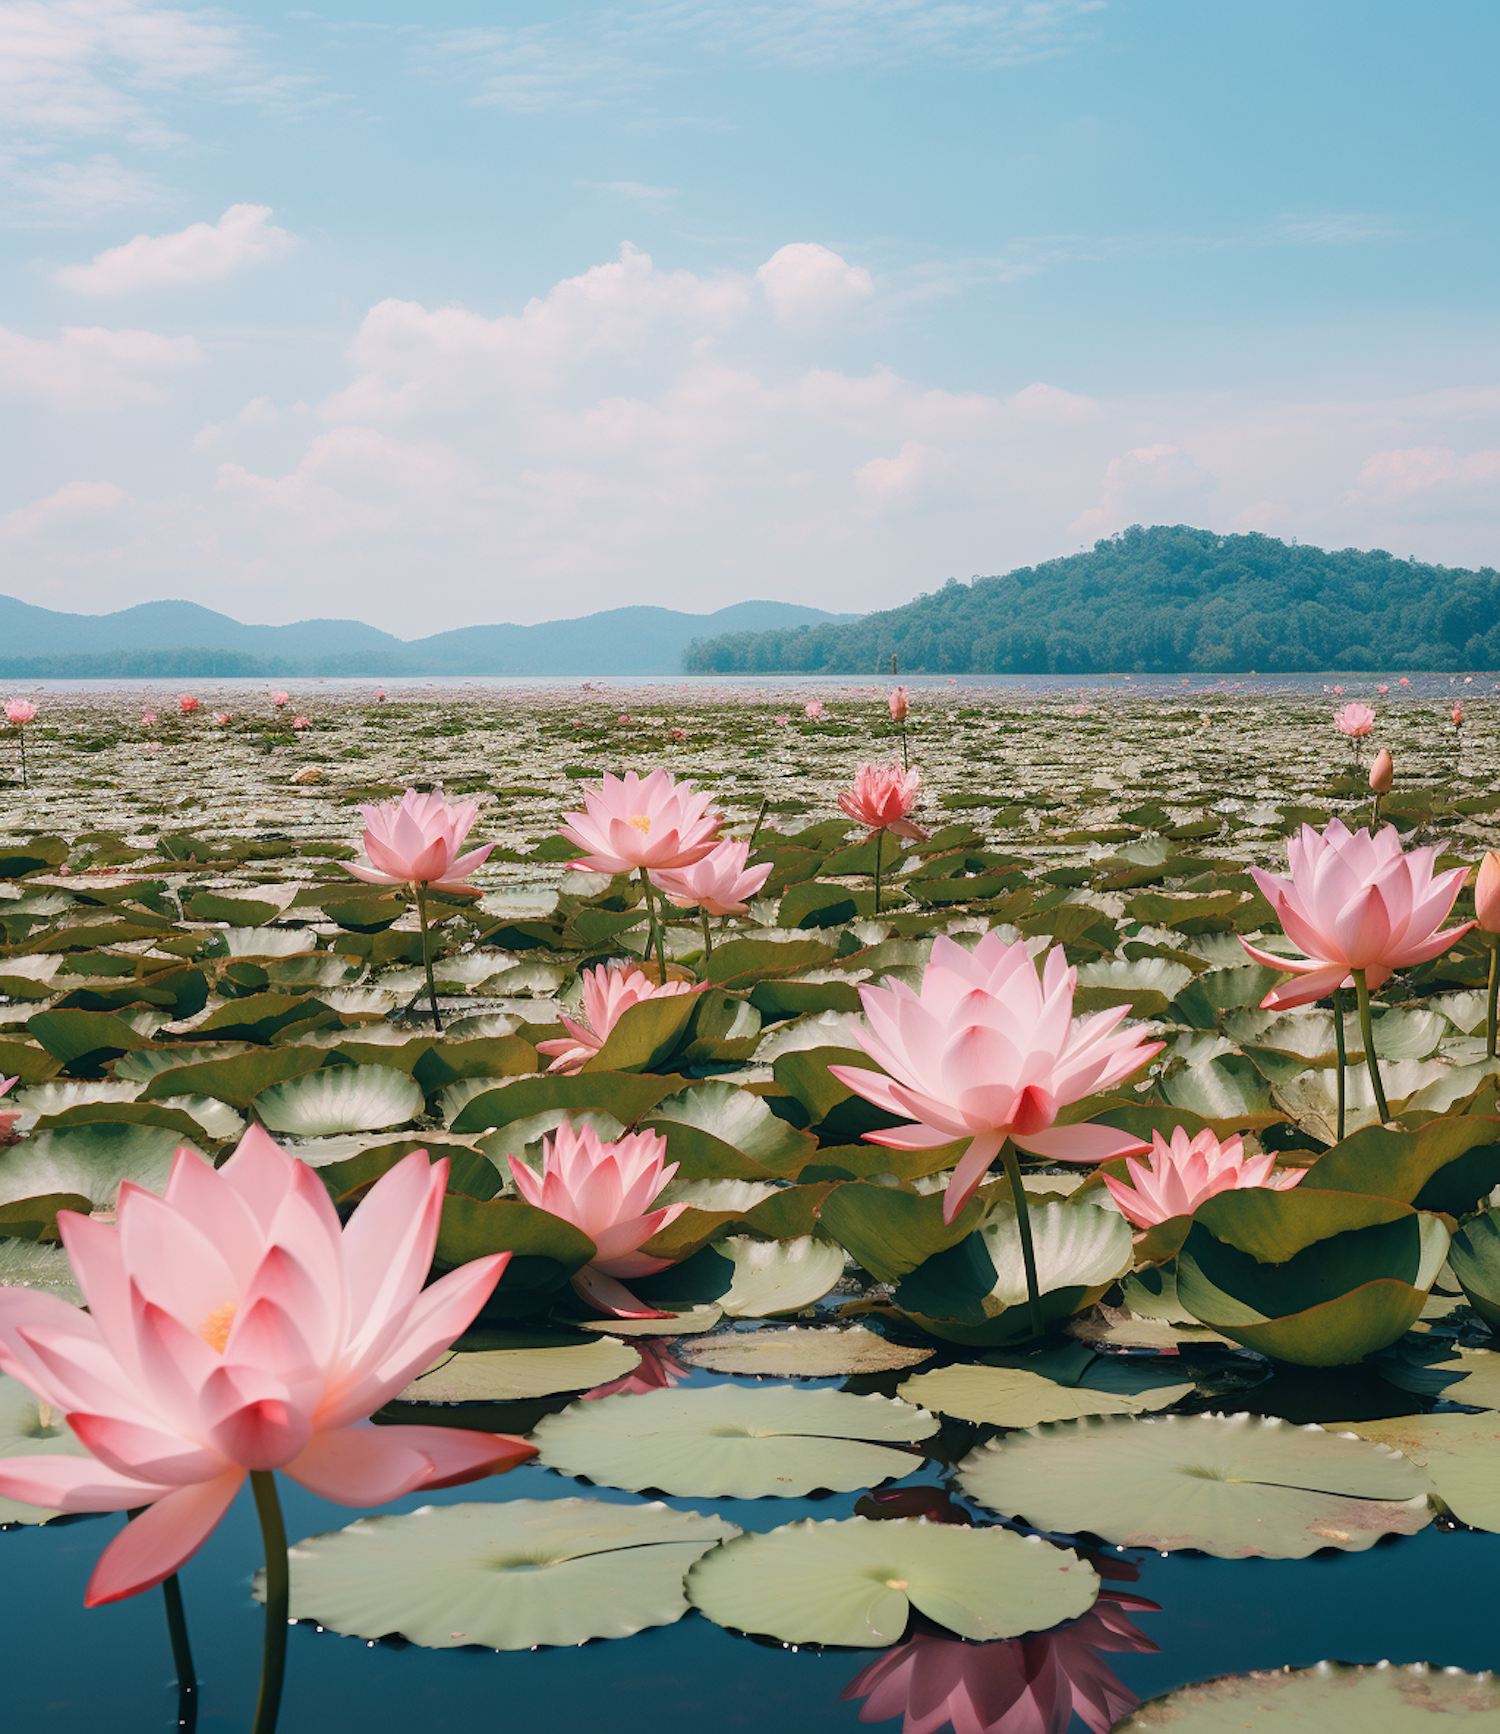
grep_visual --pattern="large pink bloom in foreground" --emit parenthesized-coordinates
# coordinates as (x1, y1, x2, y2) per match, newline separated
(510, 1122, 686, 1316)
(831, 935, 1162, 1222)
(1102, 1126, 1302, 1230)
(1241, 818, 1473, 1010)
(347, 788, 493, 892)
(839, 762, 929, 841)
(652, 838, 772, 915)
(536, 962, 704, 1074)
(842, 1587, 1159, 1734)
(560, 768, 722, 876)
(0, 1128, 530, 1606)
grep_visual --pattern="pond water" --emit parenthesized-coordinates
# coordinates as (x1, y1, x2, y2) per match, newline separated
(4, 1364, 1497, 1733)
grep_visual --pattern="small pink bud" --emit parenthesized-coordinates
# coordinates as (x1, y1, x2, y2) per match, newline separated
(1368, 748, 1393, 794)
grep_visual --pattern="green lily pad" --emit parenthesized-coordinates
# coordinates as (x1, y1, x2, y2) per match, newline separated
(678, 1326, 932, 1378)
(640, 1080, 818, 1180)
(253, 1064, 424, 1135)
(447, 1071, 680, 1136)
(685, 1515, 1098, 1646)
(1116, 1661, 1500, 1731)
(0, 1241, 82, 1305)
(265, 1499, 739, 1649)
(0, 1371, 92, 1524)
(1377, 1344, 1500, 1411)
(532, 1385, 936, 1497)
(1301, 1118, 1500, 1215)
(898, 1347, 1194, 1427)
(396, 1337, 640, 1402)
(575, 1303, 724, 1336)
(1345, 1411, 1500, 1531)
(0, 1122, 208, 1209)
(583, 991, 702, 1073)
(716, 1234, 847, 1317)
(1448, 1206, 1500, 1331)
(958, 1413, 1431, 1557)
(138, 1045, 327, 1109)
(817, 1181, 983, 1284)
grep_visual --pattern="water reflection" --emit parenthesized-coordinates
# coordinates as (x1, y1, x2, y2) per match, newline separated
(580, 1340, 689, 1400)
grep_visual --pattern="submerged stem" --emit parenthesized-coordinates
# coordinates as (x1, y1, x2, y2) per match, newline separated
(998, 1139, 1044, 1344)
(250, 1471, 289, 1734)
(1353, 968, 1390, 1123)
(1487, 942, 1499, 1063)
(161, 1572, 198, 1733)
(1331, 983, 1348, 1143)
(414, 882, 443, 1032)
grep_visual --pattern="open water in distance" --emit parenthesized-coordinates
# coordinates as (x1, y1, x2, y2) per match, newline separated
(2, 1367, 1497, 1733)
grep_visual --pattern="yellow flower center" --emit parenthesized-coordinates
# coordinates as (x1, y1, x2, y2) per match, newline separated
(627, 815, 652, 835)
(198, 1302, 237, 1353)
(884, 1578, 909, 1591)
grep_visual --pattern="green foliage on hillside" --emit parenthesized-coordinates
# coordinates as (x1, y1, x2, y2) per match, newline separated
(682, 525, 1499, 674)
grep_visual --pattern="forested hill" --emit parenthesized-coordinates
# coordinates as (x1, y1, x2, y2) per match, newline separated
(681, 526, 1500, 674)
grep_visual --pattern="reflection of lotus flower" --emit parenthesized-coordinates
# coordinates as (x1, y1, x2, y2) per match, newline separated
(509, 1122, 686, 1315)
(1241, 819, 1473, 1009)
(652, 838, 772, 915)
(1334, 704, 1374, 737)
(560, 769, 721, 876)
(1102, 1127, 1302, 1229)
(347, 788, 492, 891)
(0, 1128, 530, 1606)
(839, 763, 929, 841)
(581, 1339, 688, 1400)
(537, 962, 703, 1073)
(842, 1587, 1159, 1734)
(831, 935, 1162, 1222)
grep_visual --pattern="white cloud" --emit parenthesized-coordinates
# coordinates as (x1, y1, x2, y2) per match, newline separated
(2, 477, 127, 537)
(1068, 444, 1217, 540)
(4, 150, 172, 221)
(1345, 446, 1500, 507)
(0, 321, 200, 408)
(755, 242, 874, 328)
(55, 203, 296, 293)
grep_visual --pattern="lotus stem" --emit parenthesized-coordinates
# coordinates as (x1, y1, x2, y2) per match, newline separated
(639, 869, 667, 986)
(161, 1571, 198, 1732)
(1487, 942, 1499, 1062)
(700, 908, 713, 958)
(413, 882, 443, 1032)
(998, 1138, 1044, 1343)
(900, 724, 908, 771)
(1369, 790, 1382, 831)
(748, 796, 769, 855)
(874, 828, 884, 916)
(18, 728, 26, 790)
(1353, 968, 1390, 1123)
(1331, 983, 1348, 1143)
(250, 1471, 289, 1734)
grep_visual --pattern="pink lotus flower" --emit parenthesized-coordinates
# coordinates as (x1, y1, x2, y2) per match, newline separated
(1369, 747, 1393, 793)
(0, 1128, 532, 1606)
(4, 700, 37, 726)
(178, 694, 199, 714)
(1102, 1127, 1302, 1230)
(140, 710, 156, 728)
(617, 713, 631, 725)
(652, 838, 772, 916)
(293, 715, 309, 730)
(1240, 818, 1474, 1009)
(537, 962, 703, 1074)
(347, 788, 493, 892)
(670, 727, 688, 741)
(1399, 676, 1410, 687)
(839, 763, 929, 841)
(1475, 851, 1500, 934)
(509, 1122, 686, 1315)
(0, 1075, 17, 1143)
(375, 688, 386, 702)
(888, 687, 910, 722)
(272, 691, 289, 707)
(842, 1587, 1159, 1734)
(805, 700, 825, 720)
(1377, 685, 1390, 694)
(559, 768, 721, 876)
(1453, 703, 1464, 726)
(1334, 703, 1375, 737)
(1333, 685, 1344, 696)
(212, 712, 231, 727)
(775, 714, 789, 725)
(831, 935, 1162, 1222)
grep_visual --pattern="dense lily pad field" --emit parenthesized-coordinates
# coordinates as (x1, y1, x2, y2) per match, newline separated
(1, 680, 1499, 1734)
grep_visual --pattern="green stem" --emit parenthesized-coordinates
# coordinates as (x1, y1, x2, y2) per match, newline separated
(1370, 790, 1382, 830)
(748, 796, 769, 855)
(18, 728, 26, 790)
(873, 828, 884, 916)
(250, 1471, 289, 1734)
(1353, 968, 1390, 1123)
(1331, 983, 1348, 1143)
(414, 883, 442, 1032)
(1487, 942, 1499, 1062)
(998, 1139, 1044, 1343)
(639, 870, 667, 986)
(161, 1571, 198, 1733)
(700, 908, 713, 958)
(900, 725, 908, 771)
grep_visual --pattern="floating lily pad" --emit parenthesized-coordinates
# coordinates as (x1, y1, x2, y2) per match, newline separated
(0, 1122, 208, 1208)
(679, 1326, 933, 1378)
(685, 1515, 1098, 1646)
(0, 1371, 91, 1524)
(532, 1384, 936, 1497)
(253, 1064, 425, 1135)
(958, 1413, 1431, 1557)
(1344, 1412, 1500, 1531)
(575, 1304, 723, 1337)
(0, 1241, 82, 1305)
(1117, 1661, 1500, 1731)
(1449, 1205, 1500, 1332)
(898, 1346, 1194, 1427)
(396, 1338, 640, 1402)
(717, 1235, 848, 1317)
(1378, 1344, 1500, 1411)
(266, 1499, 739, 1649)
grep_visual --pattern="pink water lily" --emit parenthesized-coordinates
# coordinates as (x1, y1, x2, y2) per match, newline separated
(537, 962, 703, 1074)
(4, 700, 37, 726)
(178, 694, 198, 714)
(839, 763, 928, 841)
(651, 838, 772, 915)
(831, 934, 1162, 1222)
(0, 1128, 531, 1606)
(559, 768, 721, 876)
(1102, 1126, 1302, 1230)
(805, 700, 825, 720)
(509, 1122, 686, 1316)
(1241, 818, 1473, 1009)
(272, 691, 289, 707)
(1333, 702, 1375, 737)
(888, 687, 910, 722)
(347, 788, 492, 891)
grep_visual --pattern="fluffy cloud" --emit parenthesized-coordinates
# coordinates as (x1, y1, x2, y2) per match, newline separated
(5, 151, 172, 222)
(55, 203, 296, 293)
(1068, 444, 1217, 539)
(755, 242, 874, 328)
(0, 322, 200, 408)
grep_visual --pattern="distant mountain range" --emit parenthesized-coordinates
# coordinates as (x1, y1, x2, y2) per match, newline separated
(684, 526, 1500, 674)
(0, 597, 860, 678)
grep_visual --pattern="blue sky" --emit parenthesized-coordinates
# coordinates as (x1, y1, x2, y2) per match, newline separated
(2, 0, 1495, 632)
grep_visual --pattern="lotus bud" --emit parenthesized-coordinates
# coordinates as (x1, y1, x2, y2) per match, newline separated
(1476, 851, 1500, 935)
(1368, 748, 1393, 793)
